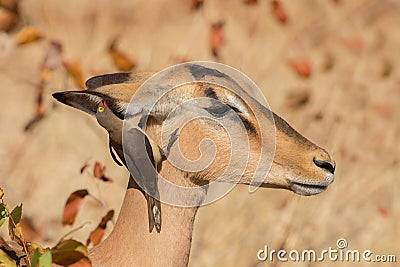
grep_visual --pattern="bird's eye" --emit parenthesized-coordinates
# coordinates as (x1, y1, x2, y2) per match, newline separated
(98, 106, 105, 113)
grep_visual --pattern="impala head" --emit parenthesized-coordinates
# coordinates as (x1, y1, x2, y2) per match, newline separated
(53, 64, 335, 200)
(269, 114, 335, 195)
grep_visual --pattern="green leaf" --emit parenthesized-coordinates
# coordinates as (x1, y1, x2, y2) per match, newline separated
(38, 251, 52, 267)
(0, 203, 7, 228)
(0, 249, 17, 267)
(10, 204, 22, 225)
(51, 239, 89, 266)
(31, 248, 40, 267)
(8, 204, 23, 243)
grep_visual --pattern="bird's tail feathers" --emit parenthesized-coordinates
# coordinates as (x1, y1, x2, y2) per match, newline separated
(146, 195, 162, 233)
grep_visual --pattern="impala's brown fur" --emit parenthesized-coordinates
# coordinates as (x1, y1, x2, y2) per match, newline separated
(53, 68, 335, 266)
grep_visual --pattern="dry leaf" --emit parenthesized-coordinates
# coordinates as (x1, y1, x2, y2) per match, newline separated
(381, 60, 392, 78)
(371, 103, 393, 119)
(62, 190, 89, 226)
(51, 239, 91, 266)
(20, 217, 41, 242)
(0, 249, 17, 267)
(8, 204, 23, 246)
(271, 0, 288, 24)
(210, 21, 224, 58)
(0, 8, 18, 32)
(86, 210, 114, 246)
(0, 236, 22, 266)
(42, 41, 62, 70)
(378, 206, 389, 217)
(0, 0, 19, 10)
(63, 60, 86, 89)
(285, 89, 311, 109)
(323, 53, 335, 72)
(80, 162, 89, 174)
(86, 227, 104, 247)
(15, 26, 43, 45)
(108, 40, 135, 71)
(190, 0, 204, 10)
(287, 59, 312, 78)
(23, 82, 45, 132)
(244, 0, 258, 5)
(93, 162, 113, 183)
(93, 162, 105, 178)
(313, 111, 324, 121)
(68, 257, 92, 267)
(341, 36, 364, 53)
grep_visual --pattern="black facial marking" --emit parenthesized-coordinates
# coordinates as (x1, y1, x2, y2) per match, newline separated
(166, 128, 179, 157)
(226, 104, 240, 113)
(204, 101, 231, 118)
(85, 72, 131, 89)
(202, 101, 257, 136)
(238, 114, 257, 136)
(187, 64, 227, 80)
(205, 87, 218, 99)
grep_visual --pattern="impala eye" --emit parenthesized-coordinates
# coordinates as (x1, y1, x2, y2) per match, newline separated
(98, 106, 105, 113)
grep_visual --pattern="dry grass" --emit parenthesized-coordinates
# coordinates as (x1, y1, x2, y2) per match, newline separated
(0, 0, 399, 266)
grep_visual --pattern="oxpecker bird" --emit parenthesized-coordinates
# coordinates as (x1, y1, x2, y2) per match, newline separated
(95, 99, 164, 233)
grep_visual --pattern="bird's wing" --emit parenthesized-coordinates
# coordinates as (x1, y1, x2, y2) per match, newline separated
(123, 127, 161, 200)
(109, 138, 123, 166)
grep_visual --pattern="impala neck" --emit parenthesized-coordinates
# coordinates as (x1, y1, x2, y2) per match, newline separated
(89, 167, 203, 267)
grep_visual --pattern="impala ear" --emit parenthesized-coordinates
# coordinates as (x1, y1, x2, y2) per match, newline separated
(85, 72, 132, 89)
(85, 72, 154, 90)
(53, 90, 127, 118)
(53, 91, 101, 115)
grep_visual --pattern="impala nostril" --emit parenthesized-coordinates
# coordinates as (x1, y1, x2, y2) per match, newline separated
(313, 157, 335, 174)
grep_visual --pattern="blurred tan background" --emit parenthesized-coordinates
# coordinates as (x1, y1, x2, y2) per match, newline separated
(0, 0, 399, 266)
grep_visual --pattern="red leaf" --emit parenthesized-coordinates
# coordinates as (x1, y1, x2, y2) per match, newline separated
(287, 59, 312, 78)
(271, 0, 288, 24)
(62, 190, 89, 226)
(371, 103, 393, 119)
(210, 21, 224, 58)
(86, 210, 114, 246)
(378, 207, 389, 217)
(93, 162, 113, 183)
(93, 162, 105, 178)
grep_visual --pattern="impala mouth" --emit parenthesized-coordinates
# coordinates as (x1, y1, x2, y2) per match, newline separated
(288, 175, 334, 196)
(290, 182, 327, 196)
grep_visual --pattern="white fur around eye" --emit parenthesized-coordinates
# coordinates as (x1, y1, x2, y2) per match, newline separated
(227, 94, 249, 116)
(87, 94, 102, 104)
(116, 103, 129, 114)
